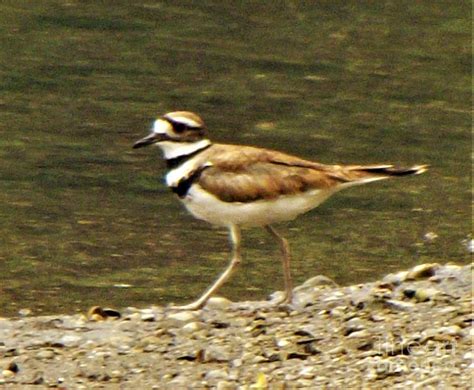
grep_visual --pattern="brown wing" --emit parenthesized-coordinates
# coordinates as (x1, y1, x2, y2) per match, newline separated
(197, 145, 344, 203)
(194, 144, 427, 203)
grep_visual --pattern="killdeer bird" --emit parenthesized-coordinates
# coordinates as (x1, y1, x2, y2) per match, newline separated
(133, 111, 428, 310)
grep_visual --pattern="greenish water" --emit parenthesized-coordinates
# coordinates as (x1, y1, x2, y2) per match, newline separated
(0, 1, 471, 316)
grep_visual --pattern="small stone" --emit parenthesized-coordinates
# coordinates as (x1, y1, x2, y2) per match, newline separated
(36, 350, 55, 360)
(276, 338, 291, 348)
(369, 314, 385, 322)
(206, 296, 232, 310)
(166, 311, 197, 326)
(1, 370, 15, 379)
(268, 291, 285, 303)
(347, 329, 370, 339)
(414, 287, 439, 302)
(328, 346, 347, 355)
(413, 376, 441, 389)
(330, 306, 347, 317)
(110, 369, 123, 379)
(205, 368, 228, 381)
(58, 334, 82, 347)
(406, 263, 440, 280)
(463, 351, 472, 360)
(140, 312, 156, 322)
(299, 366, 316, 379)
(435, 325, 463, 337)
(181, 321, 205, 334)
(423, 232, 438, 241)
(216, 380, 234, 390)
(102, 308, 121, 319)
(204, 345, 232, 362)
(384, 299, 415, 311)
(231, 358, 243, 368)
(18, 308, 32, 317)
(382, 271, 409, 285)
(294, 275, 338, 291)
(87, 306, 105, 321)
(6, 362, 18, 374)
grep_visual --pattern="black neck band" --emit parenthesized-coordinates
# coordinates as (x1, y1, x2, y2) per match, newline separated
(165, 143, 212, 170)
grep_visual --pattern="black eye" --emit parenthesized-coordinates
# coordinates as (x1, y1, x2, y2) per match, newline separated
(174, 123, 186, 133)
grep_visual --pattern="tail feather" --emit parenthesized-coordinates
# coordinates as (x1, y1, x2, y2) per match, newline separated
(352, 164, 429, 177)
(336, 164, 429, 186)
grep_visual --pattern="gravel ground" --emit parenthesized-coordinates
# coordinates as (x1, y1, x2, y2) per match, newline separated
(0, 262, 472, 389)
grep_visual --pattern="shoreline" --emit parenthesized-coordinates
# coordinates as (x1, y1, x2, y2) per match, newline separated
(0, 262, 472, 388)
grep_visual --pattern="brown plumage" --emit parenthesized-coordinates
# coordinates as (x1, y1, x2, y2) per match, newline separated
(188, 144, 428, 203)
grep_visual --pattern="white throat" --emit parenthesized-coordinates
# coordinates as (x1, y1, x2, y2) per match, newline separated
(158, 139, 211, 160)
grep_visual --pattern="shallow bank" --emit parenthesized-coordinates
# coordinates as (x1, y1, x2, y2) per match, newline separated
(0, 263, 472, 388)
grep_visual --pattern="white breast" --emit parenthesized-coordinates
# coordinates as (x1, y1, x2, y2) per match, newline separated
(181, 184, 337, 227)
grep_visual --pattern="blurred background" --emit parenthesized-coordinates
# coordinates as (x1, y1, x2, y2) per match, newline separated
(0, 1, 470, 316)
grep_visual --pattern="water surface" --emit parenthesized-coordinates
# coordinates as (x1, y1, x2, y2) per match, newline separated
(0, 1, 471, 316)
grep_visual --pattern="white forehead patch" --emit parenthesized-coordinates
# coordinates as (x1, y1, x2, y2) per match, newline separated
(153, 119, 172, 134)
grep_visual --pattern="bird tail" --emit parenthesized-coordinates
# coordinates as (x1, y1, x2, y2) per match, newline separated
(337, 164, 429, 186)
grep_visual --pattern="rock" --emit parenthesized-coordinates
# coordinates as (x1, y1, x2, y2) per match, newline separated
(414, 287, 439, 302)
(206, 297, 232, 310)
(204, 345, 232, 362)
(383, 271, 409, 285)
(58, 334, 82, 347)
(36, 350, 55, 360)
(423, 232, 438, 242)
(1, 369, 15, 379)
(205, 368, 228, 381)
(384, 299, 415, 311)
(294, 275, 338, 292)
(276, 338, 291, 348)
(216, 380, 235, 390)
(299, 366, 316, 379)
(166, 311, 198, 327)
(406, 263, 440, 280)
(181, 321, 206, 334)
(346, 329, 370, 339)
(18, 308, 32, 317)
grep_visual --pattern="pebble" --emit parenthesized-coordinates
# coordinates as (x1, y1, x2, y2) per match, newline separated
(36, 350, 55, 360)
(406, 263, 440, 280)
(383, 271, 409, 285)
(166, 311, 198, 326)
(299, 366, 316, 379)
(0, 263, 470, 388)
(294, 275, 338, 291)
(139, 308, 158, 322)
(384, 299, 415, 311)
(205, 368, 228, 381)
(347, 329, 370, 339)
(1, 369, 15, 379)
(206, 297, 232, 310)
(58, 334, 82, 347)
(181, 321, 206, 334)
(204, 345, 232, 362)
(216, 380, 235, 390)
(18, 308, 32, 317)
(414, 287, 439, 302)
(434, 325, 463, 337)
